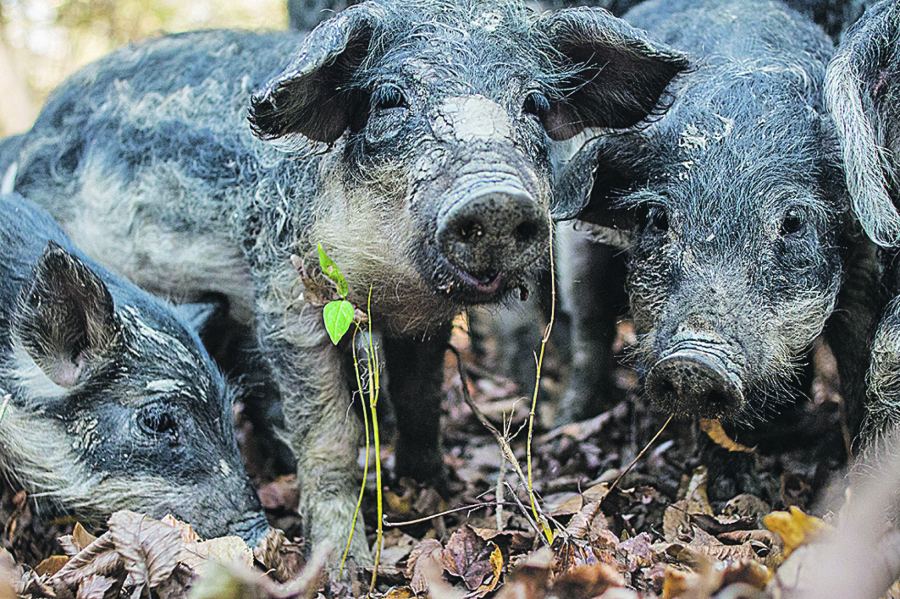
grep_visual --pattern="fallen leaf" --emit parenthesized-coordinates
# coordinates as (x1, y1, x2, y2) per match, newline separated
(548, 563, 625, 599)
(407, 539, 443, 595)
(700, 419, 756, 452)
(495, 548, 552, 599)
(34, 556, 69, 577)
(441, 525, 493, 591)
(75, 574, 116, 599)
(764, 506, 832, 557)
(108, 510, 182, 590)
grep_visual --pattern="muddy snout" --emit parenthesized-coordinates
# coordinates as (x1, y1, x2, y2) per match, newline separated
(437, 182, 548, 295)
(645, 345, 745, 418)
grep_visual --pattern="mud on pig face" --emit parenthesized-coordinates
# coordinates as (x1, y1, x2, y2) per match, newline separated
(250, 0, 688, 307)
(583, 76, 848, 423)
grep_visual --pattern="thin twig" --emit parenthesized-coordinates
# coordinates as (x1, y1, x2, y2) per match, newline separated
(449, 345, 552, 548)
(606, 415, 673, 497)
(382, 501, 523, 527)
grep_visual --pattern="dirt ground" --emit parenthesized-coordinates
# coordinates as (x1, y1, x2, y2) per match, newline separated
(0, 316, 876, 598)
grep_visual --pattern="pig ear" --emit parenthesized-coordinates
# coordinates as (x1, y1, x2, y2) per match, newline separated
(249, 5, 378, 144)
(553, 131, 643, 227)
(826, 1, 900, 247)
(171, 294, 228, 337)
(534, 8, 689, 141)
(14, 242, 121, 388)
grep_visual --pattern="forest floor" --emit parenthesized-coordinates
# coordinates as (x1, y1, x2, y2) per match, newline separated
(0, 316, 887, 598)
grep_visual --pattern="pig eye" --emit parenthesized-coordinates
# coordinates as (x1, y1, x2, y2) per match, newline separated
(638, 205, 669, 232)
(780, 207, 806, 236)
(371, 84, 408, 111)
(138, 409, 180, 444)
(523, 91, 550, 119)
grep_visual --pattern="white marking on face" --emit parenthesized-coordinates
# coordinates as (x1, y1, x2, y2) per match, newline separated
(145, 379, 183, 393)
(1, 162, 16, 194)
(434, 96, 512, 143)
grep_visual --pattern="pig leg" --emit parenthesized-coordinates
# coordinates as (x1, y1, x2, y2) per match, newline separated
(258, 308, 372, 567)
(826, 238, 880, 443)
(864, 295, 900, 442)
(557, 224, 627, 424)
(383, 326, 451, 484)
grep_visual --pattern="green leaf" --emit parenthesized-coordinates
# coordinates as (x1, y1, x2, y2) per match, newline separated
(318, 243, 349, 298)
(323, 300, 354, 345)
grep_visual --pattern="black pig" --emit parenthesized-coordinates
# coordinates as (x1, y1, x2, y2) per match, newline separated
(825, 0, 900, 445)
(569, 0, 879, 488)
(0, 0, 688, 565)
(0, 193, 269, 543)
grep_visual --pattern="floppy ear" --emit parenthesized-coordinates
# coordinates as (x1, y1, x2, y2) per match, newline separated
(532, 7, 689, 141)
(553, 130, 645, 229)
(249, 3, 379, 144)
(171, 294, 229, 337)
(825, 0, 900, 247)
(13, 242, 121, 387)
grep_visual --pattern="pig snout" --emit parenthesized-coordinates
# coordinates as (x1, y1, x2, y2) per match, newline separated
(437, 182, 548, 294)
(645, 342, 745, 418)
(226, 512, 273, 546)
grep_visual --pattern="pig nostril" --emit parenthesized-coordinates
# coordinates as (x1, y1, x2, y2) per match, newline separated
(707, 390, 733, 407)
(458, 220, 483, 241)
(514, 221, 539, 243)
(474, 270, 498, 285)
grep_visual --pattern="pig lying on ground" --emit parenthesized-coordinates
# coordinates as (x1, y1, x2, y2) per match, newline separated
(826, 0, 900, 453)
(0, 0, 689, 566)
(567, 0, 879, 496)
(0, 193, 269, 544)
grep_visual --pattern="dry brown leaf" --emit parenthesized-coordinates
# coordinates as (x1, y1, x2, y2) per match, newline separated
(34, 556, 69, 578)
(495, 548, 553, 599)
(662, 558, 722, 599)
(683, 468, 713, 514)
(716, 529, 781, 549)
(441, 525, 494, 591)
(253, 528, 303, 583)
(719, 559, 771, 589)
(160, 515, 202, 543)
(384, 587, 417, 598)
(406, 539, 443, 595)
(549, 563, 625, 599)
(566, 500, 609, 540)
(618, 533, 654, 569)
(50, 532, 123, 598)
(664, 501, 709, 543)
(60, 523, 99, 558)
(180, 536, 253, 576)
(108, 510, 182, 591)
(470, 543, 503, 598)
(550, 494, 584, 517)
(699, 419, 756, 452)
(763, 506, 832, 557)
(75, 574, 115, 599)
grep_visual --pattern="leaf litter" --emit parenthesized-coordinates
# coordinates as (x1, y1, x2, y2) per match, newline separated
(1, 321, 896, 598)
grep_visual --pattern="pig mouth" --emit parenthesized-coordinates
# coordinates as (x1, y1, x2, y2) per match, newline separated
(436, 262, 520, 304)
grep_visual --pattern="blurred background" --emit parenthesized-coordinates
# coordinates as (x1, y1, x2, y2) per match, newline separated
(0, 0, 289, 137)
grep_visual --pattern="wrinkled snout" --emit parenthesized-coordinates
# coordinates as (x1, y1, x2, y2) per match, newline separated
(645, 346, 744, 418)
(437, 184, 548, 296)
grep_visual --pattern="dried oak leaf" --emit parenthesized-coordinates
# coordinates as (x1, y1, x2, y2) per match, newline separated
(74, 575, 115, 599)
(763, 506, 832, 558)
(566, 500, 610, 541)
(548, 563, 625, 599)
(407, 539, 444, 595)
(441, 525, 494, 591)
(470, 528, 534, 555)
(51, 532, 121, 590)
(108, 510, 182, 591)
(34, 556, 70, 578)
(60, 524, 99, 558)
(160, 515, 202, 543)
